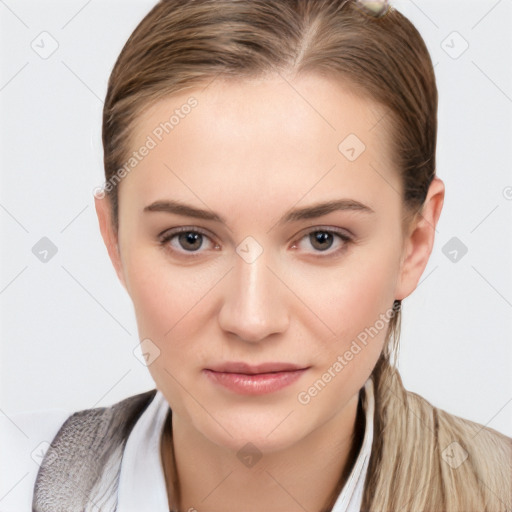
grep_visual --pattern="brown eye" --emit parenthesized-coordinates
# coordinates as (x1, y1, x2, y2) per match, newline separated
(178, 232, 203, 251)
(309, 231, 334, 251)
(159, 227, 217, 256)
(291, 227, 352, 258)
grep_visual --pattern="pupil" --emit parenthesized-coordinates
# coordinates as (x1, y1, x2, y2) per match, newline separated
(179, 232, 202, 251)
(310, 232, 333, 251)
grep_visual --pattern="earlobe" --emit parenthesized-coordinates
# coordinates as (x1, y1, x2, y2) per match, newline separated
(394, 177, 445, 301)
(94, 194, 127, 290)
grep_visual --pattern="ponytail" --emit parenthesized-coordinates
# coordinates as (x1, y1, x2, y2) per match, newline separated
(362, 304, 512, 511)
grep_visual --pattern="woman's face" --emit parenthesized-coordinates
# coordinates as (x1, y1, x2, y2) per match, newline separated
(99, 73, 427, 452)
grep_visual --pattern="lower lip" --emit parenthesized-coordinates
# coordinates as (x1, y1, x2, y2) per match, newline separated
(203, 368, 308, 395)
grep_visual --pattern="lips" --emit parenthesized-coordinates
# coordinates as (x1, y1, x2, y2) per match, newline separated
(203, 362, 309, 395)
(206, 361, 307, 375)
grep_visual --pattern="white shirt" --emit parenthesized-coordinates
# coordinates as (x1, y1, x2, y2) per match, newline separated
(0, 379, 374, 512)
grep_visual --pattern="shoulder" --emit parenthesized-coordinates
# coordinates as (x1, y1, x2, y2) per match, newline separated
(407, 388, 512, 506)
(55, 389, 159, 448)
(0, 408, 72, 512)
(1, 389, 158, 512)
(433, 398, 512, 484)
(405, 388, 511, 458)
(363, 368, 511, 511)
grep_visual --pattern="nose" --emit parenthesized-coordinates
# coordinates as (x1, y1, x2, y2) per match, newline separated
(217, 249, 290, 343)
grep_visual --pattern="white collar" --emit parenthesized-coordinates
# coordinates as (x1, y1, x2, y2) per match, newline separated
(116, 379, 374, 512)
(116, 389, 170, 511)
(332, 377, 374, 512)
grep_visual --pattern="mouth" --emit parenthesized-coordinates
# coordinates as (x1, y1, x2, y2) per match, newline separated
(203, 362, 310, 395)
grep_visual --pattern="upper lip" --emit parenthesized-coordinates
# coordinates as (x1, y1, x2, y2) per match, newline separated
(206, 362, 308, 375)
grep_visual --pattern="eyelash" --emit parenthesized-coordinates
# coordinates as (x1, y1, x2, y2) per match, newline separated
(158, 226, 353, 259)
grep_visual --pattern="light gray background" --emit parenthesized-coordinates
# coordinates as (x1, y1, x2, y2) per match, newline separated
(1, 0, 511, 437)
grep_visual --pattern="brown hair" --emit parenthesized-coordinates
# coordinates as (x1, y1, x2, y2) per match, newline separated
(102, 0, 436, 364)
(102, 0, 436, 226)
(101, 1, 511, 510)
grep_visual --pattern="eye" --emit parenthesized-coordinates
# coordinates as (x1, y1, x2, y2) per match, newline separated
(159, 227, 219, 255)
(292, 228, 352, 257)
(158, 226, 352, 258)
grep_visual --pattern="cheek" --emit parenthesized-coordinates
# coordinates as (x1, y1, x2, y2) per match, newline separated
(123, 248, 204, 338)
(295, 247, 399, 342)
(296, 253, 400, 408)
(122, 249, 226, 416)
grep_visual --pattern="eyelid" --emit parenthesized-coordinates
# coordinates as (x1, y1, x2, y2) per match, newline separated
(158, 225, 214, 241)
(295, 225, 354, 241)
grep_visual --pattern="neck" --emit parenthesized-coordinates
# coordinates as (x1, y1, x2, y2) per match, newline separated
(161, 392, 365, 512)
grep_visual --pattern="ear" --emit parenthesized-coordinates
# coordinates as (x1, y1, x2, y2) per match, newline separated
(394, 177, 445, 301)
(94, 193, 127, 291)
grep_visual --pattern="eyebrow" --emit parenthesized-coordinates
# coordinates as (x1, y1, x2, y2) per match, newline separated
(143, 198, 375, 225)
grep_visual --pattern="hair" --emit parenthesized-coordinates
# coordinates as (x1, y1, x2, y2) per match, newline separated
(102, 1, 511, 510)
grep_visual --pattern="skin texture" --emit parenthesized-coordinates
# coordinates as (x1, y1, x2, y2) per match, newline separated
(95, 73, 444, 512)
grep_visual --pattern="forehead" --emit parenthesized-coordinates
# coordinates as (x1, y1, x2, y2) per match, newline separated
(121, 73, 400, 215)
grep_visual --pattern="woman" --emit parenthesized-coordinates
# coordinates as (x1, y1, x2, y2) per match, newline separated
(7, 0, 512, 510)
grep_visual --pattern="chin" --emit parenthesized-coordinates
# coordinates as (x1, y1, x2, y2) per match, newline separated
(191, 407, 315, 455)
